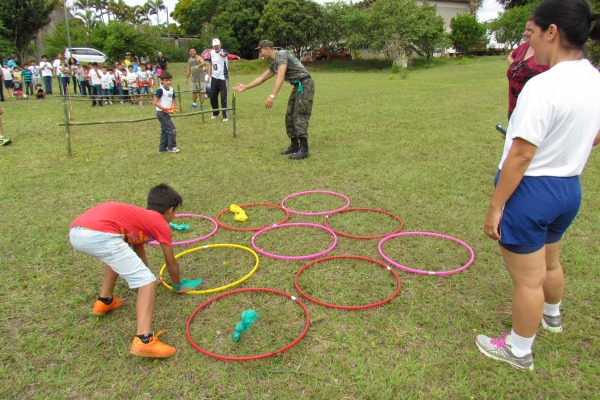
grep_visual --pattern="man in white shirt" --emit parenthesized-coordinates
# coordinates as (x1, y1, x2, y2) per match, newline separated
(53, 53, 64, 95)
(208, 38, 229, 121)
(39, 55, 54, 94)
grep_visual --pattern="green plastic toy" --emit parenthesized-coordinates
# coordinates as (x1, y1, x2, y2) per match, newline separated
(169, 222, 190, 231)
(232, 310, 260, 342)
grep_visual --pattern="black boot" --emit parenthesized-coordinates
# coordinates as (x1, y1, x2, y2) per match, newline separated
(289, 137, 309, 160)
(281, 138, 300, 155)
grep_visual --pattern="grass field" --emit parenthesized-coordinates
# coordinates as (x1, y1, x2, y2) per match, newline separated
(1, 57, 598, 399)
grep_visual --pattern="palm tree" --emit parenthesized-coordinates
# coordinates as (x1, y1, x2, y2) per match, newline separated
(92, 0, 112, 23)
(145, 0, 165, 25)
(133, 5, 152, 25)
(111, 0, 134, 23)
(76, 8, 101, 31)
(72, 0, 94, 12)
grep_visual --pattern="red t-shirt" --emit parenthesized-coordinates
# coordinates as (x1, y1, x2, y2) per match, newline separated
(70, 202, 172, 246)
(507, 43, 549, 115)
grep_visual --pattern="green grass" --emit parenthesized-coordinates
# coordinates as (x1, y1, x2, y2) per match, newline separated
(1, 56, 599, 399)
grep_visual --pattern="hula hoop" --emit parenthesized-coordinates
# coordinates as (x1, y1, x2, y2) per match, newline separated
(215, 203, 290, 232)
(280, 190, 351, 216)
(251, 223, 338, 260)
(323, 207, 404, 239)
(378, 232, 475, 276)
(159, 244, 259, 294)
(148, 214, 218, 246)
(186, 288, 310, 361)
(294, 255, 402, 310)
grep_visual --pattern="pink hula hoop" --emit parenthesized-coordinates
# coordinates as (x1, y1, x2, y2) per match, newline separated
(378, 232, 475, 276)
(251, 223, 338, 260)
(186, 288, 311, 361)
(148, 214, 218, 246)
(280, 190, 351, 216)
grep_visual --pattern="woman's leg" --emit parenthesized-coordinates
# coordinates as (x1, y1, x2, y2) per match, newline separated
(502, 247, 546, 338)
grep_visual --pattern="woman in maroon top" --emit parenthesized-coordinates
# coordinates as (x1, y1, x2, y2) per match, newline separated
(506, 20, 549, 118)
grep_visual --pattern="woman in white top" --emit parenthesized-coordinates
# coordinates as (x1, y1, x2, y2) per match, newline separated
(477, 0, 600, 371)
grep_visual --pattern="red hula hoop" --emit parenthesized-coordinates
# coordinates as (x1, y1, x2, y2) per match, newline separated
(323, 207, 404, 239)
(295, 255, 402, 310)
(215, 203, 290, 232)
(148, 214, 218, 246)
(280, 190, 351, 216)
(378, 232, 475, 276)
(251, 223, 338, 260)
(186, 288, 311, 361)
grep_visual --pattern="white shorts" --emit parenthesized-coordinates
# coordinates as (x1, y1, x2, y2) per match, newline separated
(69, 226, 156, 289)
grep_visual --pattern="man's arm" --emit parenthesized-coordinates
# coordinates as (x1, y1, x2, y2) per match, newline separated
(264, 64, 287, 109)
(233, 69, 276, 92)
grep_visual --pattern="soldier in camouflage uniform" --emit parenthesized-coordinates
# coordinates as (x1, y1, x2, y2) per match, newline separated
(233, 40, 315, 160)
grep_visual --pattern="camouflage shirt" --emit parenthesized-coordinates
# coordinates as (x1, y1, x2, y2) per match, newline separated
(269, 50, 310, 85)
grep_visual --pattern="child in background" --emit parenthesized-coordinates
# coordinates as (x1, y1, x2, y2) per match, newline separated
(126, 64, 138, 105)
(69, 183, 199, 358)
(89, 63, 103, 107)
(35, 84, 45, 99)
(75, 64, 86, 96)
(2, 62, 14, 98)
(137, 64, 152, 105)
(29, 60, 41, 88)
(121, 67, 130, 103)
(22, 64, 33, 96)
(12, 68, 24, 100)
(154, 71, 180, 153)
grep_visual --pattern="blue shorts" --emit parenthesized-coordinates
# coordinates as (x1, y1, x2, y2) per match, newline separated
(495, 171, 581, 254)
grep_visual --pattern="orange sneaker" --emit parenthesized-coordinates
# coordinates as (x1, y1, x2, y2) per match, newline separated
(91, 296, 123, 316)
(129, 330, 176, 358)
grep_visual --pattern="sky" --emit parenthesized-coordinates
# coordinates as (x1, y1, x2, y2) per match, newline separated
(123, 0, 504, 25)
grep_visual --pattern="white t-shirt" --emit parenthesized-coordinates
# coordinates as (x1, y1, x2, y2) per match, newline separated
(126, 71, 138, 88)
(500, 59, 600, 177)
(155, 85, 175, 111)
(39, 61, 53, 77)
(89, 68, 102, 85)
(101, 73, 113, 89)
(29, 65, 40, 79)
(1, 67, 12, 81)
(52, 59, 62, 76)
(209, 49, 228, 81)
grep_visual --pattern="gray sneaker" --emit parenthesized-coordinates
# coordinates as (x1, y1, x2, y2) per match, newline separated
(476, 332, 534, 371)
(542, 314, 562, 333)
(167, 147, 181, 153)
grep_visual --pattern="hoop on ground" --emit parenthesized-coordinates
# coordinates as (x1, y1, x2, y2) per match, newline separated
(251, 223, 338, 260)
(295, 255, 402, 309)
(148, 214, 218, 246)
(159, 244, 259, 294)
(378, 232, 475, 276)
(280, 190, 351, 216)
(323, 207, 404, 239)
(215, 203, 290, 232)
(186, 287, 310, 361)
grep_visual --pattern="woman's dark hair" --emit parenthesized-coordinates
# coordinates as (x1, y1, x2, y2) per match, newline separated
(147, 183, 182, 213)
(533, 0, 600, 48)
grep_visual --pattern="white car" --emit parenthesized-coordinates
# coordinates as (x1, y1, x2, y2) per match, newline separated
(64, 47, 107, 64)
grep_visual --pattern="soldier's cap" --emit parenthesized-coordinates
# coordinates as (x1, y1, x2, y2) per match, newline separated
(255, 40, 274, 49)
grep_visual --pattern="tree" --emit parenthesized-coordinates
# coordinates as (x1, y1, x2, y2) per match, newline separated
(488, 5, 530, 50)
(320, 1, 368, 50)
(449, 14, 487, 54)
(0, 0, 58, 61)
(43, 19, 89, 58)
(171, 0, 218, 35)
(496, 0, 531, 9)
(211, 0, 268, 59)
(89, 21, 161, 61)
(366, 0, 448, 63)
(257, 0, 323, 56)
(146, 0, 165, 25)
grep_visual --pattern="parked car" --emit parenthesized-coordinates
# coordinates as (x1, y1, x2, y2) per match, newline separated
(311, 47, 351, 61)
(64, 47, 107, 64)
(200, 48, 241, 61)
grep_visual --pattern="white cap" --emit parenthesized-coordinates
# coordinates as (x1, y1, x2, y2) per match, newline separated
(212, 38, 221, 46)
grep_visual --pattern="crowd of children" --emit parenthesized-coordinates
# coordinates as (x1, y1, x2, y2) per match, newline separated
(1, 54, 163, 105)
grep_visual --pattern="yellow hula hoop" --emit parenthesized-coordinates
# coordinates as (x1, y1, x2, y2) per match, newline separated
(159, 244, 259, 295)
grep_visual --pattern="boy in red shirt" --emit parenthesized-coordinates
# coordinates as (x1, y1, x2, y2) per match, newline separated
(69, 183, 197, 358)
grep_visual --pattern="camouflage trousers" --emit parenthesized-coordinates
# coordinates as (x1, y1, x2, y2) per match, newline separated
(285, 78, 315, 139)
